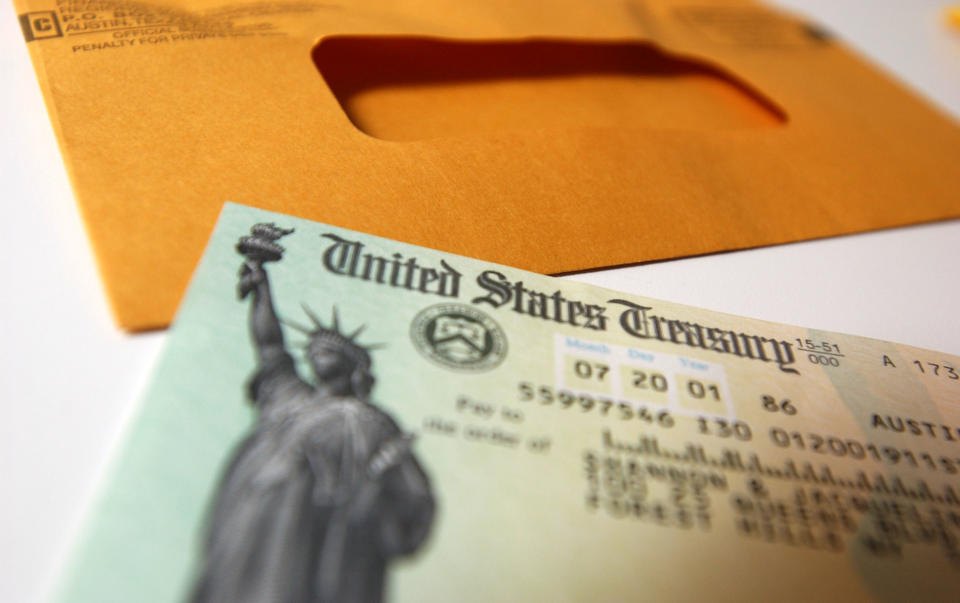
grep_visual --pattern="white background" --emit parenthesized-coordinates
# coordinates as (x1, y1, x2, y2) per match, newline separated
(1, 1, 959, 601)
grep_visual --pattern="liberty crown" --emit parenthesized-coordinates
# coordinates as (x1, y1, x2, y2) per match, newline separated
(284, 304, 381, 371)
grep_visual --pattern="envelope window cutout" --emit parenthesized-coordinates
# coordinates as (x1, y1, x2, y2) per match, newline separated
(313, 37, 787, 141)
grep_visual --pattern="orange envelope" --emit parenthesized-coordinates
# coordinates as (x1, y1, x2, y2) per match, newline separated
(15, 0, 960, 330)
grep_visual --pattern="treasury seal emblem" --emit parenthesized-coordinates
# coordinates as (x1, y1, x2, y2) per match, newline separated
(410, 304, 507, 371)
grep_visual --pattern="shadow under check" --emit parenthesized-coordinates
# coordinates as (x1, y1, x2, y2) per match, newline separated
(313, 36, 787, 141)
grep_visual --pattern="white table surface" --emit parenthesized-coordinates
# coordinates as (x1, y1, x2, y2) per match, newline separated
(2, 1, 958, 601)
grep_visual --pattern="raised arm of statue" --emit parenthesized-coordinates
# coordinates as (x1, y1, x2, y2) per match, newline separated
(235, 223, 304, 403)
(239, 261, 286, 363)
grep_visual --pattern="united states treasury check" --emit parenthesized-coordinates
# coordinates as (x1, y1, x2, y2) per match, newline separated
(59, 203, 960, 602)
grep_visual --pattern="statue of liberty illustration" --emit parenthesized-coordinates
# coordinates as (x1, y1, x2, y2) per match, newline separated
(190, 223, 435, 603)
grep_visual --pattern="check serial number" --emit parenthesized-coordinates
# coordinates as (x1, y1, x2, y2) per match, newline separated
(518, 382, 675, 427)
